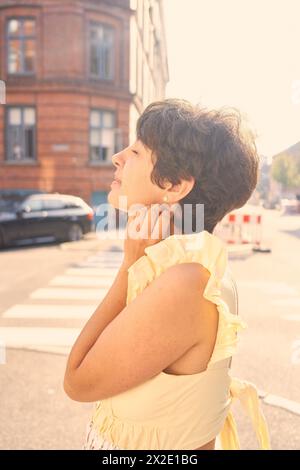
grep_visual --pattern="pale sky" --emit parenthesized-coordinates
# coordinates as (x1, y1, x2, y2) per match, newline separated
(163, 0, 300, 159)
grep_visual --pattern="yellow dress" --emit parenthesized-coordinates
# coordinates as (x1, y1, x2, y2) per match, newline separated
(83, 230, 271, 450)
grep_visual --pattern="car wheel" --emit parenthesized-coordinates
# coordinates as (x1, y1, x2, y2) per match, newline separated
(67, 223, 83, 242)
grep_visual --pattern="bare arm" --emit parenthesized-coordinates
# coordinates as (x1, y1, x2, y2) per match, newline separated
(64, 206, 171, 393)
(63, 262, 213, 402)
(64, 260, 130, 375)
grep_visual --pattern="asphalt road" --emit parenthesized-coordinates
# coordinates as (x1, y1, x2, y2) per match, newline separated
(0, 210, 299, 450)
(228, 209, 300, 450)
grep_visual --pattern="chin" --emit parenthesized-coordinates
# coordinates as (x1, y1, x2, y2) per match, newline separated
(107, 190, 119, 209)
(107, 189, 129, 212)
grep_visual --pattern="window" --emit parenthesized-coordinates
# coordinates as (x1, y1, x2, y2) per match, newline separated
(137, 0, 144, 31)
(89, 22, 114, 80)
(21, 198, 43, 212)
(42, 199, 66, 211)
(7, 18, 36, 74)
(64, 202, 82, 209)
(6, 106, 36, 162)
(136, 43, 143, 99)
(90, 110, 120, 163)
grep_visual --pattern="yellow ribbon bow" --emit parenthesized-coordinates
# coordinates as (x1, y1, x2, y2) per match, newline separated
(219, 377, 271, 450)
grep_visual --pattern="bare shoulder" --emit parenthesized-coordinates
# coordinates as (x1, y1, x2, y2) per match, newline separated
(148, 261, 214, 336)
(161, 261, 211, 292)
(161, 262, 218, 342)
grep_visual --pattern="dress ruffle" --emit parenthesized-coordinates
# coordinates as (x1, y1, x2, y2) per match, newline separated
(86, 381, 272, 450)
(87, 401, 162, 450)
(126, 230, 247, 367)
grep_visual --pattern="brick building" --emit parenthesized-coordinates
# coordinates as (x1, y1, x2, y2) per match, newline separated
(0, 0, 169, 209)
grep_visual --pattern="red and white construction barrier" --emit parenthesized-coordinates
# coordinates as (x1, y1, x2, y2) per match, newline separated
(225, 212, 262, 246)
(215, 207, 271, 252)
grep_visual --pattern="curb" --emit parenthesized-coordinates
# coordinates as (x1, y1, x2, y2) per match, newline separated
(228, 244, 255, 259)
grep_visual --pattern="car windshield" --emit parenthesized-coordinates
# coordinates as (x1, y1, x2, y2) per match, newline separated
(0, 198, 20, 213)
(0, 191, 46, 213)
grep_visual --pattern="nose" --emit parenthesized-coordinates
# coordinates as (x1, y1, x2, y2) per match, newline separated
(111, 149, 125, 169)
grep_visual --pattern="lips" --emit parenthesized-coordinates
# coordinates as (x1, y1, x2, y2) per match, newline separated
(111, 176, 122, 188)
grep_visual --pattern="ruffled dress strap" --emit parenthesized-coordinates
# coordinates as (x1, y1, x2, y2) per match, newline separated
(219, 377, 271, 450)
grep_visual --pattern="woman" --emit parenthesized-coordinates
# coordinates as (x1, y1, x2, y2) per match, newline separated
(64, 99, 271, 450)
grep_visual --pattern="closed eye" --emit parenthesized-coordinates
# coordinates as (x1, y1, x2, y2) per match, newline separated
(131, 149, 139, 155)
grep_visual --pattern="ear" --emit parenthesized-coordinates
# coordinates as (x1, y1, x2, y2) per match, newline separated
(167, 177, 195, 203)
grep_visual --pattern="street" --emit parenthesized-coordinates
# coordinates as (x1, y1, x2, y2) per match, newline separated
(0, 209, 299, 449)
(0, 235, 124, 450)
(229, 209, 300, 450)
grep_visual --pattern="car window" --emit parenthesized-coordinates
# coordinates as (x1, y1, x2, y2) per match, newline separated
(64, 200, 83, 209)
(21, 199, 43, 212)
(42, 199, 65, 210)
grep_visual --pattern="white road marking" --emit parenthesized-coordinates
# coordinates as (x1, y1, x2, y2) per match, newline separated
(83, 262, 120, 267)
(238, 280, 299, 296)
(0, 326, 80, 349)
(0, 339, 5, 364)
(273, 299, 300, 307)
(64, 268, 118, 277)
(84, 262, 120, 268)
(74, 262, 119, 270)
(263, 393, 300, 416)
(30, 288, 107, 300)
(49, 275, 113, 287)
(86, 255, 123, 262)
(280, 314, 300, 322)
(2, 304, 98, 319)
(0, 250, 124, 355)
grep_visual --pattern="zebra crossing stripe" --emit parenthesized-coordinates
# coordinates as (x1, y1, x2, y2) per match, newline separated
(2, 304, 98, 319)
(0, 326, 81, 349)
(49, 275, 113, 287)
(280, 314, 300, 322)
(272, 299, 300, 307)
(72, 263, 119, 271)
(64, 268, 118, 277)
(30, 288, 107, 300)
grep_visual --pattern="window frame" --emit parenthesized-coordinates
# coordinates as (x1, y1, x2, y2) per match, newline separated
(6, 16, 37, 76)
(88, 21, 115, 81)
(5, 105, 37, 164)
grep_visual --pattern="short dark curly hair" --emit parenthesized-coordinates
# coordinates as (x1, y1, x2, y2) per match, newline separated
(136, 98, 260, 234)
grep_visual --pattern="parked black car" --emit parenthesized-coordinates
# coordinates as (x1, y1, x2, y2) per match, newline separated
(0, 193, 94, 248)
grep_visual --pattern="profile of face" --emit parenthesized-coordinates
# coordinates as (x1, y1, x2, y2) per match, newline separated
(108, 139, 195, 214)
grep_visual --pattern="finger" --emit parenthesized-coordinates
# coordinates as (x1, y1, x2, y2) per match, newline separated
(127, 206, 147, 237)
